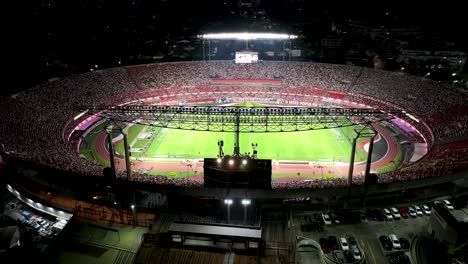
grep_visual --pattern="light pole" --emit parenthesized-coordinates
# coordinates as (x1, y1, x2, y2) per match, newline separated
(224, 199, 233, 224)
(241, 199, 251, 224)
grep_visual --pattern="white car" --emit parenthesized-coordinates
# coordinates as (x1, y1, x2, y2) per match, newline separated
(408, 207, 417, 218)
(322, 213, 332, 225)
(388, 234, 401, 249)
(422, 205, 431, 215)
(390, 207, 401, 219)
(443, 200, 454, 210)
(383, 208, 393, 220)
(352, 246, 362, 260)
(339, 237, 349, 251)
(414, 205, 423, 216)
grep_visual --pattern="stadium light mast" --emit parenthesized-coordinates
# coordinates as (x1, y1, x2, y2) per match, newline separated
(105, 123, 117, 180)
(347, 123, 377, 204)
(233, 111, 241, 157)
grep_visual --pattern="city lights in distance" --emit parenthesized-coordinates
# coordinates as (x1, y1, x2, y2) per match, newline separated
(199, 32, 298, 40)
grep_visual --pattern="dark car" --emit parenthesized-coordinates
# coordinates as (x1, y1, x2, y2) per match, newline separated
(400, 238, 410, 250)
(319, 237, 332, 253)
(348, 236, 357, 246)
(399, 207, 409, 219)
(379, 235, 392, 250)
(328, 236, 339, 250)
(333, 250, 345, 263)
(389, 253, 411, 264)
(367, 209, 386, 221)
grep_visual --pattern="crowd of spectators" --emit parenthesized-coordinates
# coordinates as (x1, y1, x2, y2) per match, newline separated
(0, 61, 467, 189)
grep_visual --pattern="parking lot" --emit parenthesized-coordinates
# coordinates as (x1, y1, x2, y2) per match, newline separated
(293, 207, 431, 264)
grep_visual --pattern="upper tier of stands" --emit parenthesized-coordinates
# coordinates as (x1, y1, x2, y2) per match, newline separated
(0, 61, 467, 188)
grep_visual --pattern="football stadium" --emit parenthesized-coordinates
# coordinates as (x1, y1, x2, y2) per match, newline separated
(1, 59, 468, 263)
(2, 60, 467, 191)
(2, 60, 468, 184)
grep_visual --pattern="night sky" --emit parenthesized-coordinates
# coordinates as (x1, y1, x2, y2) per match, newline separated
(7, 0, 466, 94)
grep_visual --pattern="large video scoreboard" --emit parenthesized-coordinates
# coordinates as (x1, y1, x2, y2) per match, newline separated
(235, 51, 259, 64)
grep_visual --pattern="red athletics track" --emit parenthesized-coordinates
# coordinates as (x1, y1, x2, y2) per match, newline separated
(93, 125, 399, 182)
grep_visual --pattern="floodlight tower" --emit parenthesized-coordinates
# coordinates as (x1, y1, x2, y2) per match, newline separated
(234, 110, 241, 157)
(347, 123, 377, 202)
(198, 33, 298, 61)
(105, 123, 117, 180)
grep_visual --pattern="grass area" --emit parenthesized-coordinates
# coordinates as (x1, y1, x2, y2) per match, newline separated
(79, 123, 110, 166)
(143, 126, 362, 162)
(114, 124, 145, 154)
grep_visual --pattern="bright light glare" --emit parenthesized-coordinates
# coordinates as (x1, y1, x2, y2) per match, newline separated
(224, 199, 233, 205)
(228, 159, 234, 165)
(242, 159, 248, 165)
(199, 33, 298, 40)
(217, 158, 222, 163)
(405, 112, 420, 123)
(241, 199, 251, 205)
(131, 204, 135, 209)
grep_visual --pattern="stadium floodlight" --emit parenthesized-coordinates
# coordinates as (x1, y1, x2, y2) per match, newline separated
(229, 159, 234, 165)
(199, 32, 298, 40)
(241, 199, 251, 205)
(224, 199, 233, 205)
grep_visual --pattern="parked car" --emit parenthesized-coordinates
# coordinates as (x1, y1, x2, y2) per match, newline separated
(388, 234, 401, 249)
(421, 204, 431, 215)
(383, 208, 393, 220)
(389, 253, 411, 264)
(399, 207, 409, 219)
(413, 205, 423, 216)
(328, 236, 339, 250)
(352, 246, 362, 260)
(319, 237, 332, 253)
(366, 209, 384, 221)
(360, 213, 368, 223)
(330, 213, 341, 224)
(408, 207, 417, 218)
(379, 235, 392, 250)
(443, 200, 454, 210)
(400, 238, 410, 250)
(333, 250, 345, 263)
(322, 213, 332, 225)
(339, 237, 349, 251)
(390, 208, 401, 220)
(348, 236, 357, 246)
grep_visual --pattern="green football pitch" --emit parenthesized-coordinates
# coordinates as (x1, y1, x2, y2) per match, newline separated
(137, 125, 366, 162)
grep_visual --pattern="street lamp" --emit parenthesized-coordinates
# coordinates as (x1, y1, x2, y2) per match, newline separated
(131, 204, 135, 210)
(241, 199, 251, 224)
(224, 199, 233, 224)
